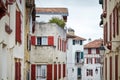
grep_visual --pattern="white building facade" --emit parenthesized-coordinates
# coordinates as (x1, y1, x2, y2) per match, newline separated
(67, 28, 86, 80)
(82, 39, 104, 80)
(30, 8, 68, 80)
(0, 0, 26, 80)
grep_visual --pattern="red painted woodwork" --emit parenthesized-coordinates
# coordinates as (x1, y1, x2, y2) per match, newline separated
(59, 64, 61, 79)
(47, 64, 52, 80)
(88, 48, 91, 54)
(105, 58, 107, 80)
(48, 36, 54, 46)
(96, 48, 100, 54)
(110, 57, 112, 80)
(31, 64, 36, 80)
(15, 62, 18, 80)
(54, 64, 57, 80)
(86, 58, 88, 64)
(60, 38, 61, 51)
(115, 55, 118, 80)
(109, 14, 112, 41)
(31, 36, 36, 45)
(58, 38, 59, 50)
(104, 23, 108, 45)
(94, 58, 96, 64)
(16, 10, 21, 43)
(63, 64, 66, 77)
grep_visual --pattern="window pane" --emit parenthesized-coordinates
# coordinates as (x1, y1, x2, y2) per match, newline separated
(80, 40, 82, 45)
(37, 37, 41, 45)
(41, 37, 48, 45)
(73, 40, 75, 45)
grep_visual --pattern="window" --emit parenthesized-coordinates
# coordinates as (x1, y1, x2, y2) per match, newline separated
(73, 40, 75, 45)
(41, 37, 48, 45)
(96, 48, 100, 54)
(75, 52, 84, 63)
(94, 58, 100, 64)
(80, 40, 83, 45)
(37, 37, 41, 45)
(36, 65, 47, 79)
(87, 58, 92, 64)
(35, 36, 54, 46)
(78, 68, 81, 79)
(86, 69, 93, 76)
(88, 48, 91, 54)
(73, 40, 82, 45)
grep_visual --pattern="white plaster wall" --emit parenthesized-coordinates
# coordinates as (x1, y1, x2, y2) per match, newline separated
(31, 23, 66, 64)
(36, 14, 63, 23)
(82, 48, 102, 80)
(67, 38, 84, 80)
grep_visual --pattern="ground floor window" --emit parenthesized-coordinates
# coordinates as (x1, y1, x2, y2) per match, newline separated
(36, 65, 47, 80)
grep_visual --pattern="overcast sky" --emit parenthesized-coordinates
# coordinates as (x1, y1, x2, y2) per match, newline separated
(35, 0, 103, 41)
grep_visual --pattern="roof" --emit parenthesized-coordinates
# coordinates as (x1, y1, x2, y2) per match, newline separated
(84, 39, 103, 48)
(36, 8, 68, 16)
(67, 34, 86, 41)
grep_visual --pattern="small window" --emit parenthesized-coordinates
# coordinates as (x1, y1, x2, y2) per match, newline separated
(80, 40, 82, 45)
(86, 69, 93, 76)
(37, 37, 41, 45)
(73, 40, 75, 45)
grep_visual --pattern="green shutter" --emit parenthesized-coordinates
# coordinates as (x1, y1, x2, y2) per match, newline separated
(73, 40, 75, 45)
(77, 68, 81, 75)
(81, 52, 84, 59)
(80, 40, 82, 45)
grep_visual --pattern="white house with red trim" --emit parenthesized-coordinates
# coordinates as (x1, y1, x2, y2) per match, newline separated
(30, 8, 68, 80)
(82, 39, 104, 80)
(0, 0, 35, 80)
(66, 28, 86, 80)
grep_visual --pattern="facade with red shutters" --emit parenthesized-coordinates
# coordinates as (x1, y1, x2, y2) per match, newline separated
(82, 39, 104, 80)
(0, 0, 35, 80)
(30, 23, 67, 80)
(99, 0, 120, 80)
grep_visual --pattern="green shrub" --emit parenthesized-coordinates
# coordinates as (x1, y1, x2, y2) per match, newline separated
(49, 17, 65, 28)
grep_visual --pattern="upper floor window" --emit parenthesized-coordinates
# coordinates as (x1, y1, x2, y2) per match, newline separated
(75, 52, 84, 64)
(31, 36, 54, 46)
(73, 40, 83, 45)
(88, 48, 91, 54)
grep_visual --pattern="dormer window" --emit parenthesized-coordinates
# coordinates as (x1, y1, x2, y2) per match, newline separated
(73, 40, 83, 45)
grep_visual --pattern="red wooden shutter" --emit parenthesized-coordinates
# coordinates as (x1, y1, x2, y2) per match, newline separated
(110, 57, 112, 80)
(96, 48, 100, 54)
(94, 58, 96, 64)
(91, 58, 92, 64)
(15, 61, 18, 80)
(88, 48, 91, 54)
(16, 10, 21, 43)
(116, 7, 119, 35)
(59, 64, 61, 79)
(47, 64, 52, 80)
(31, 64, 36, 80)
(48, 36, 54, 46)
(91, 70, 93, 76)
(31, 36, 36, 45)
(60, 38, 61, 51)
(58, 38, 59, 50)
(18, 61, 21, 80)
(113, 9, 115, 38)
(105, 58, 107, 80)
(109, 14, 112, 41)
(63, 64, 66, 77)
(115, 55, 118, 80)
(62, 40, 64, 51)
(104, 23, 108, 45)
(54, 64, 57, 80)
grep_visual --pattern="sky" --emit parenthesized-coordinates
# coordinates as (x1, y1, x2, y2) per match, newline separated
(35, 0, 103, 42)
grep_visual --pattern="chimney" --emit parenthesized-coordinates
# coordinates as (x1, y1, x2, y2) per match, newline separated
(68, 28, 75, 35)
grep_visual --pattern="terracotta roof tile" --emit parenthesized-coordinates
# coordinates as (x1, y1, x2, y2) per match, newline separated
(67, 34, 86, 41)
(36, 8, 68, 16)
(84, 39, 103, 48)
